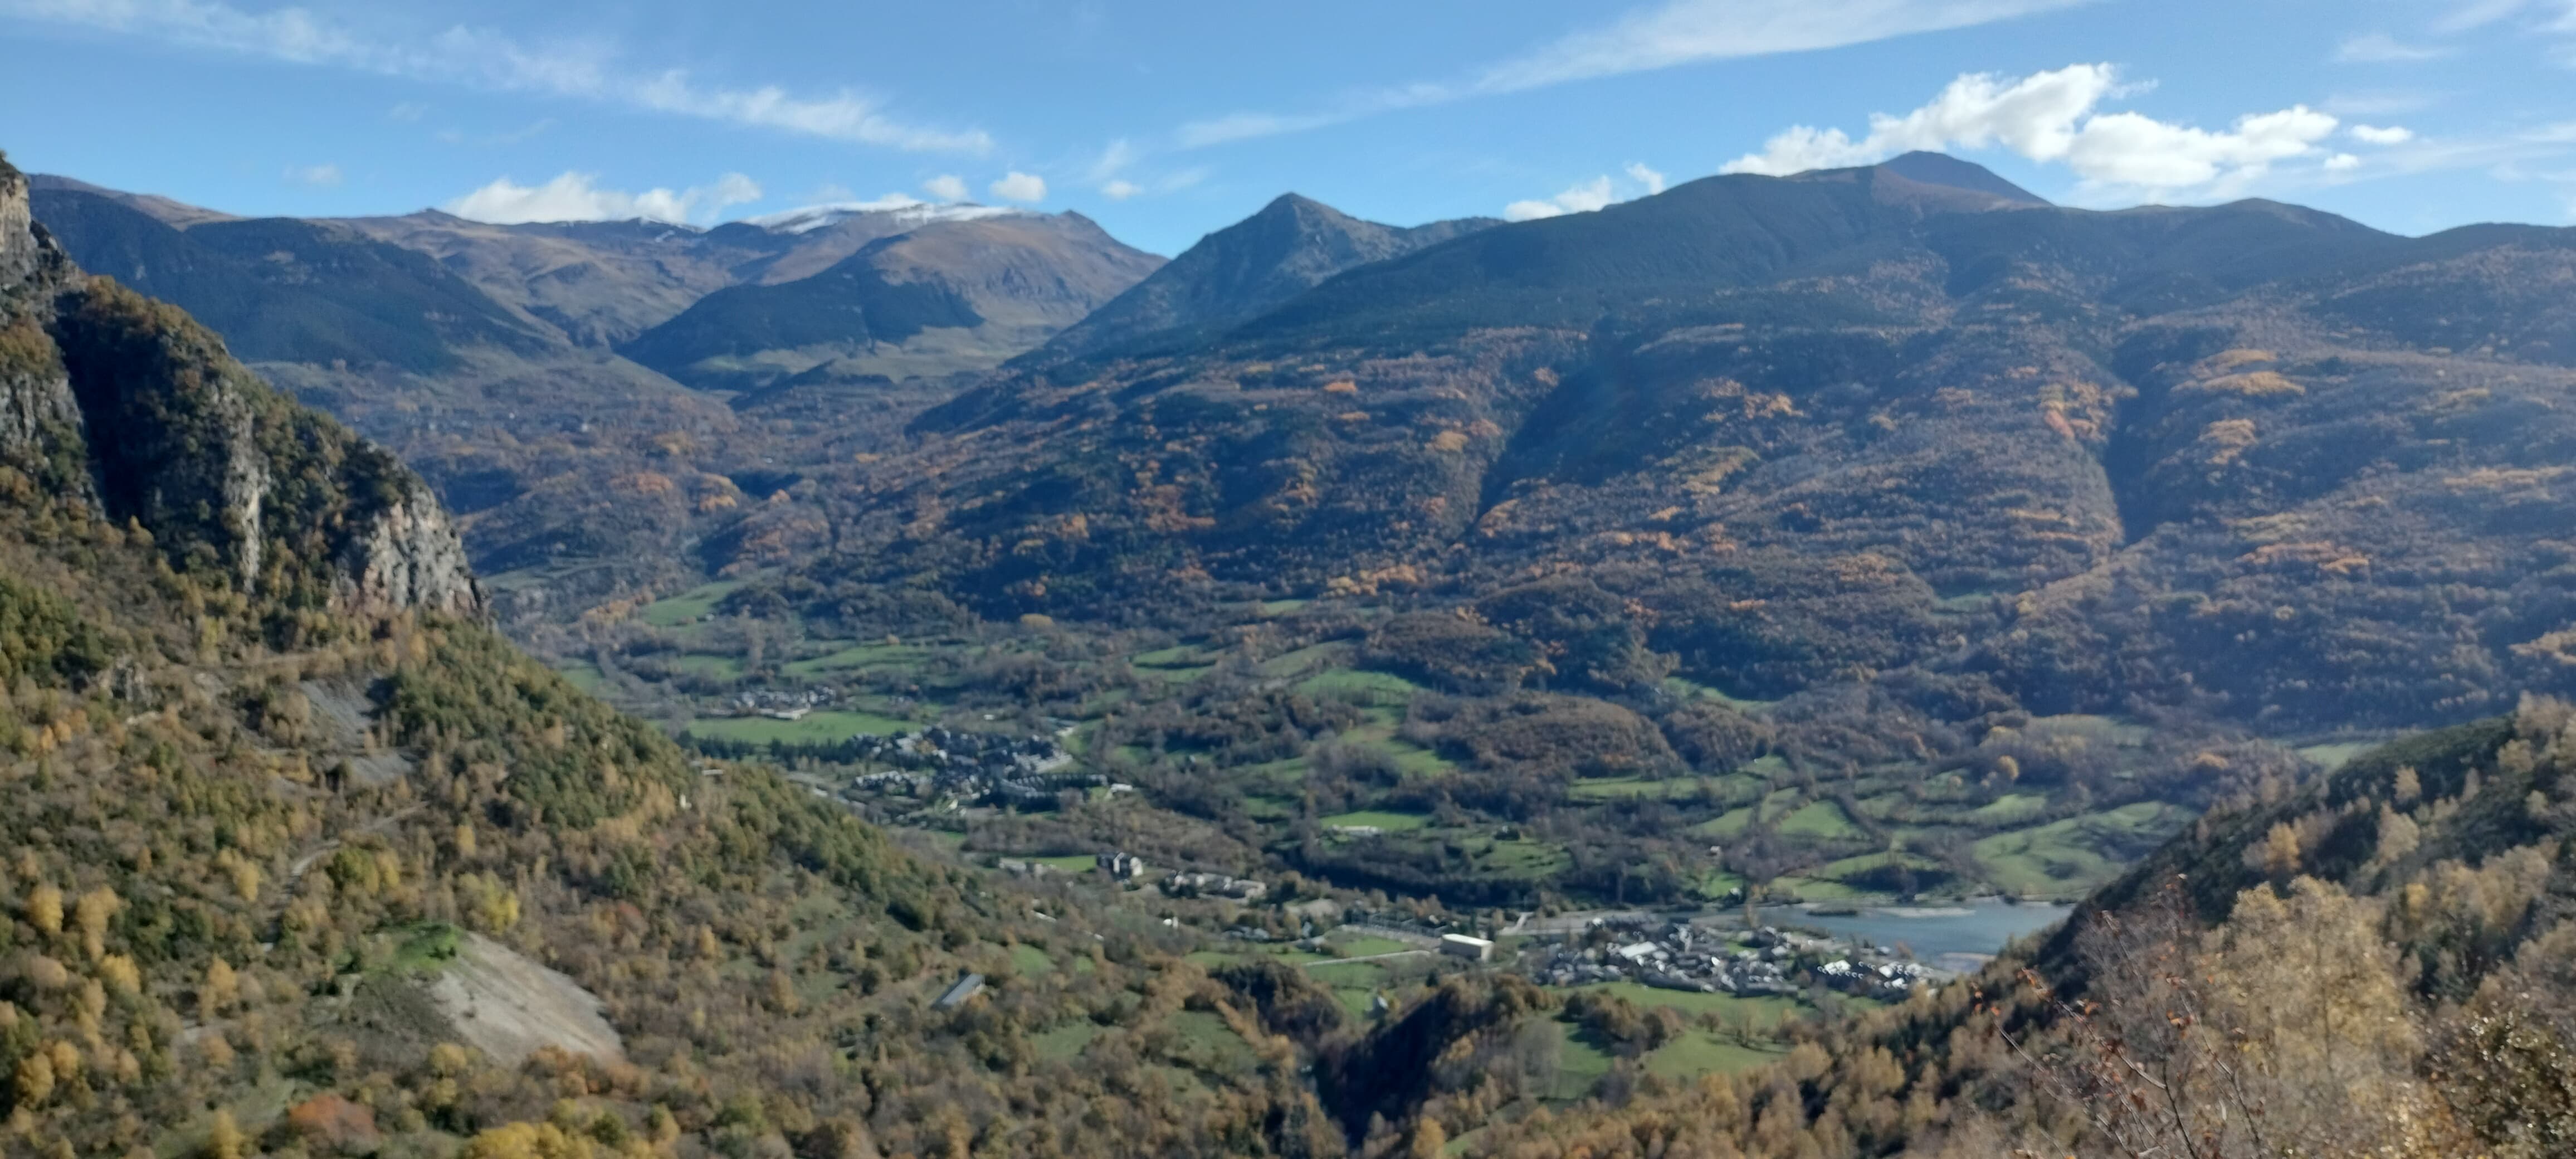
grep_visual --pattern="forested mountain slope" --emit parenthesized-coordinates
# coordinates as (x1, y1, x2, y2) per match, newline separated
(1465, 697, 2576, 1157)
(782, 157, 2576, 743)
(0, 151, 1348, 1159)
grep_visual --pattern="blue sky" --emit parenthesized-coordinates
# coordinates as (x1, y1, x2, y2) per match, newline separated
(1, 0, 2572, 255)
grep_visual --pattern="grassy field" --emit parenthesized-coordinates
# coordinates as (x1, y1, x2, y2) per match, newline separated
(682, 709, 915, 744)
(1569, 775, 1723, 801)
(639, 579, 747, 627)
(782, 642, 931, 678)
(1973, 801, 2189, 897)
(1325, 935, 1418, 958)
(1643, 1031, 1787, 1079)
(1297, 669, 1424, 703)
(1659, 676, 1778, 712)
(1562, 981, 1806, 1025)
(670, 654, 745, 679)
(1968, 792, 2051, 825)
(999, 853, 1096, 874)
(2297, 741, 2378, 770)
(1691, 808, 1756, 837)
(1776, 798, 1860, 839)
(1319, 809, 1431, 831)
(1009, 943, 1054, 976)
(1548, 1020, 1618, 1100)
(1032, 1021, 1102, 1062)
(1169, 1010, 1263, 1076)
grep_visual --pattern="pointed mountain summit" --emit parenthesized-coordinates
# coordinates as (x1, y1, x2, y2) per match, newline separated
(1030, 192, 1500, 363)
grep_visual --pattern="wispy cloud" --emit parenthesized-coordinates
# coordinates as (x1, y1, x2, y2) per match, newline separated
(444, 171, 762, 225)
(922, 174, 969, 202)
(1174, 0, 2085, 147)
(1720, 64, 2341, 198)
(282, 162, 340, 186)
(2334, 32, 2454, 62)
(0, 0, 990, 153)
(1080, 137, 1206, 199)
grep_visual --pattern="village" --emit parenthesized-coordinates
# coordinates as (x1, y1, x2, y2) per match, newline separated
(1521, 917, 1938, 1000)
(832, 724, 1108, 810)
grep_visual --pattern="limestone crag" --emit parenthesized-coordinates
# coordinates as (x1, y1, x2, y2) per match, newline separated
(0, 148, 485, 620)
(0, 154, 94, 505)
(336, 489, 484, 617)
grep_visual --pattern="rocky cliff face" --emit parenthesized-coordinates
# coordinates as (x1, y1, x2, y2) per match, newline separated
(335, 488, 483, 616)
(0, 158, 92, 506)
(0, 150, 483, 619)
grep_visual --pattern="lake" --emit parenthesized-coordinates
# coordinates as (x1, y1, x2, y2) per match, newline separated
(1759, 900, 2072, 971)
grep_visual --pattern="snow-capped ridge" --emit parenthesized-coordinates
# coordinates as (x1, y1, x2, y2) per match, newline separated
(743, 197, 1034, 235)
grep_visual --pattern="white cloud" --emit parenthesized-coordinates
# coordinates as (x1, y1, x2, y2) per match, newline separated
(444, 171, 761, 225)
(989, 171, 1046, 203)
(1504, 176, 1615, 221)
(1501, 165, 1675, 221)
(0, 0, 989, 153)
(2325, 152, 2363, 172)
(1719, 64, 2342, 196)
(387, 100, 427, 121)
(283, 162, 341, 186)
(2335, 33, 2453, 63)
(923, 174, 968, 202)
(1101, 179, 1144, 200)
(2350, 124, 2416, 145)
(1173, 0, 2083, 147)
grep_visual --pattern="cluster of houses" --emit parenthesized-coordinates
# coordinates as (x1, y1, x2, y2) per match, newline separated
(1817, 957, 1934, 997)
(1524, 919, 1933, 998)
(731, 686, 840, 719)
(1164, 870, 1266, 899)
(840, 726, 1089, 808)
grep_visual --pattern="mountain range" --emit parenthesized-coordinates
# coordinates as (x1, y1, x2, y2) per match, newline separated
(8, 140, 2576, 1159)
(826, 154, 2576, 738)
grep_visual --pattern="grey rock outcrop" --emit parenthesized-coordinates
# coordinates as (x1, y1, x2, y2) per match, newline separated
(336, 489, 483, 617)
(0, 157, 93, 506)
(0, 149, 484, 620)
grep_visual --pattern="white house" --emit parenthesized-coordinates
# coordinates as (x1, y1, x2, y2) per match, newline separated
(1440, 933, 1495, 962)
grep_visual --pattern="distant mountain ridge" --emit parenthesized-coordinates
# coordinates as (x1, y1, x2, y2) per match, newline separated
(619, 210, 1165, 390)
(811, 153, 2576, 741)
(1030, 192, 1500, 364)
(32, 177, 1168, 368)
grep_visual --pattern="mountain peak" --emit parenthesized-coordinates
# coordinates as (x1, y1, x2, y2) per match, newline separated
(1026, 193, 1499, 363)
(1871, 151, 2050, 206)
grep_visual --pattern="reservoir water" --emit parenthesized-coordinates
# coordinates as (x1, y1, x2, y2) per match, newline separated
(1758, 900, 2074, 971)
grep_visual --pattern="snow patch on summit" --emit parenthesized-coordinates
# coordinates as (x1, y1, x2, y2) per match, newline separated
(745, 197, 1032, 235)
